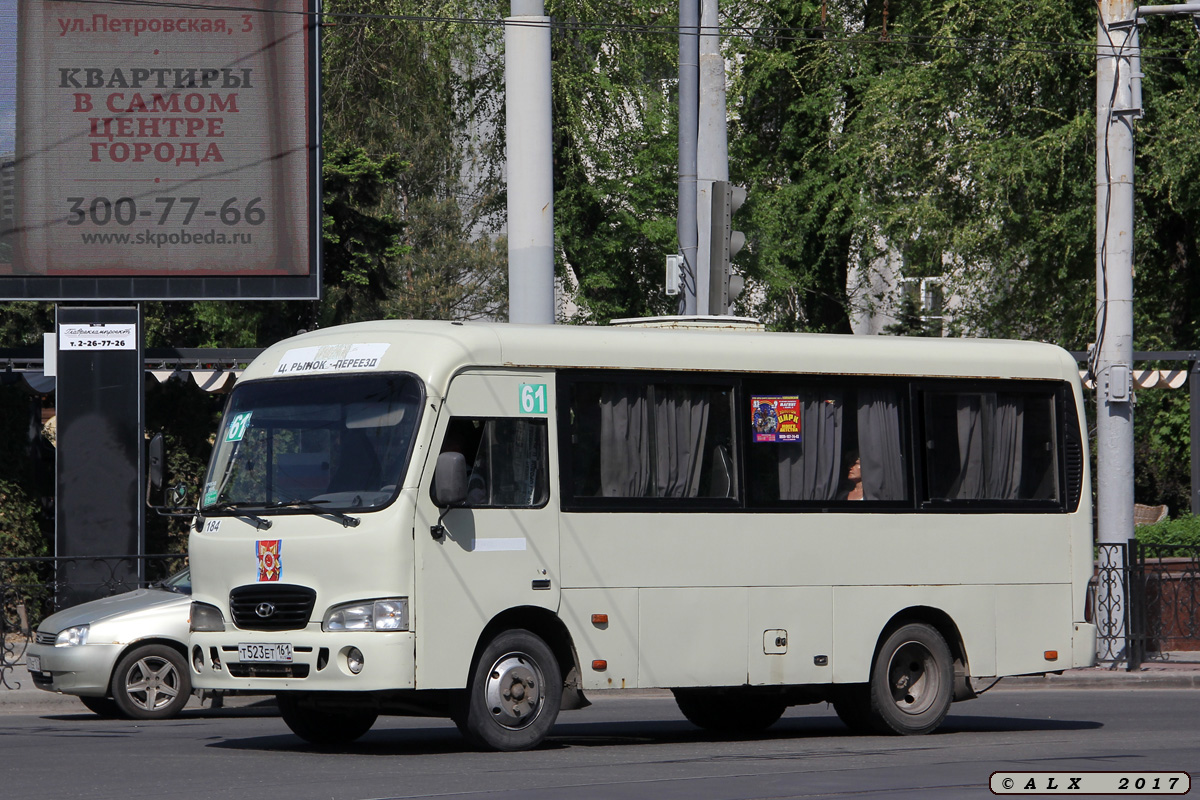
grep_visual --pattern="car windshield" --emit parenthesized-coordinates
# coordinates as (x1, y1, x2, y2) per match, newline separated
(202, 374, 423, 513)
(158, 568, 192, 593)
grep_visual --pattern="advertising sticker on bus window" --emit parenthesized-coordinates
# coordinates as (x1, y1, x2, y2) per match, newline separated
(751, 396, 801, 442)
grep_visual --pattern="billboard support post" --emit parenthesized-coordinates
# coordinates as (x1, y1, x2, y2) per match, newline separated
(54, 305, 145, 606)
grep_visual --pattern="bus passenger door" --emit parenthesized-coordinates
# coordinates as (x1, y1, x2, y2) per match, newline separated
(413, 371, 560, 690)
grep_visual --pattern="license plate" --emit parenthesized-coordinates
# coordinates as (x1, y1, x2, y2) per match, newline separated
(27, 654, 41, 673)
(237, 643, 293, 663)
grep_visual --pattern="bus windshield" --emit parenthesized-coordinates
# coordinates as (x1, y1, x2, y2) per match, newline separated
(202, 374, 423, 513)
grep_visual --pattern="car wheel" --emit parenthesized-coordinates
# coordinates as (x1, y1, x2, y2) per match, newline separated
(277, 693, 378, 746)
(455, 629, 562, 751)
(79, 695, 121, 718)
(110, 644, 191, 720)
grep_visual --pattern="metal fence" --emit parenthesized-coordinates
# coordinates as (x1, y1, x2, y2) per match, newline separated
(1094, 543, 1130, 666)
(1095, 540, 1200, 669)
(0, 554, 185, 689)
(1128, 541, 1200, 668)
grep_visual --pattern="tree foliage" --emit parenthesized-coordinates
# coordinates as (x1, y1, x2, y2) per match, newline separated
(727, 0, 1097, 337)
(548, 0, 681, 323)
(323, 0, 508, 321)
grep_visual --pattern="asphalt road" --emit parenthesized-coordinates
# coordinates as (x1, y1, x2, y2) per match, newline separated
(2, 688, 1198, 800)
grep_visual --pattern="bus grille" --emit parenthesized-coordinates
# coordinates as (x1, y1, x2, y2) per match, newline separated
(227, 663, 311, 679)
(229, 584, 316, 631)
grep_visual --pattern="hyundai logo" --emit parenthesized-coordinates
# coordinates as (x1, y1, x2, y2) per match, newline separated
(255, 602, 277, 618)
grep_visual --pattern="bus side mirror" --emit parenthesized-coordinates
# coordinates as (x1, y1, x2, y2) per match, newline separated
(148, 433, 165, 506)
(431, 452, 468, 541)
(434, 452, 468, 508)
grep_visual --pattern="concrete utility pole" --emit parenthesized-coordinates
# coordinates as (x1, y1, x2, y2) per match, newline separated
(678, 0, 700, 315)
(696, 0, 728, 313)
(1093, 0, 1200, 665)
(506, 1, 555, 324)
(1094, 0, 1138, 663)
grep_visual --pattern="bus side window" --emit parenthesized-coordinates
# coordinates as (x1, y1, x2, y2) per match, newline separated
(435, 418, 549, 508)
(567, 379, 737, 501)
(745, 384, 907, 505)
(921, 389, 1060, 502)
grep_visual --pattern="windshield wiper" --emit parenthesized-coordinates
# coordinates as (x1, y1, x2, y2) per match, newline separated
(265, 498, 361, 528)
(202, 501, 272, 531)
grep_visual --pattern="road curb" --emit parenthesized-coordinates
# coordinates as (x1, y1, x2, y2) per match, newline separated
(997, 668, 1200, 690)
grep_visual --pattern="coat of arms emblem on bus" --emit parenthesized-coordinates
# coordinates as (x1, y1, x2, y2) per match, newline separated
(256, 540, 282, 582)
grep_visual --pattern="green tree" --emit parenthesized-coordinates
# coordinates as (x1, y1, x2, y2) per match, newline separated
(729, 0, 1097, 338)
(322, 0, 508, 321)
(547, 0, 681, 323)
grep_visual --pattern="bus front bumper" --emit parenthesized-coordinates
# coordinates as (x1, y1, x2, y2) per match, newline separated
(189, 629, 416, 693)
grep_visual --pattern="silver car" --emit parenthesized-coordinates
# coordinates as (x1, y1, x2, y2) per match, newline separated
(25, 569, 194, 719)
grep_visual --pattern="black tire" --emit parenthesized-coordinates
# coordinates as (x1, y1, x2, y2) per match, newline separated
(277, 694, 378, 746)
(456, 629, 562, 751)
(673, 689, 786, 734)
(110, 644, 191, 720)
(830, 685, 880, 735)
(79, 695, 121, 718)
(867, 623, 954, 735)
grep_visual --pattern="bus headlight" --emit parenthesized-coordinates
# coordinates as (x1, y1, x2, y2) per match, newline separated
(323, 598, 409, 632)
(190, 601, 226, 632)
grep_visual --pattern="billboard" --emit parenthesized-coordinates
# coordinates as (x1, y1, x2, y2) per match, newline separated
(0, 0, 319, 300)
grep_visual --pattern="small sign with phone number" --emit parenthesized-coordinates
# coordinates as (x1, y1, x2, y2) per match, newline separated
(58, 323, 136, 350)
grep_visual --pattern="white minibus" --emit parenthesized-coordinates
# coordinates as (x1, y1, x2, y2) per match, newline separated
(185, 319, 1096, 750)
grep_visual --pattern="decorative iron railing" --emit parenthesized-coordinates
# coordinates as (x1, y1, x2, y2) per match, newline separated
(1128, 541, 1200, 668)
(1093, 543, 1130, 666)
(0, 555, 185, 689)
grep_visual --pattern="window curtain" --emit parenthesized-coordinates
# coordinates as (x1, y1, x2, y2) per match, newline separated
(950, 393, 1025, 500)
(985, 395, 1024, 499)
(599, 386, 649, 497)
(778, 392, 843, 501)
(599, 384, 713, 498)
(951, 394, 985, 499)
(653, 386, 711, 498)
(856, 389, 906, 501)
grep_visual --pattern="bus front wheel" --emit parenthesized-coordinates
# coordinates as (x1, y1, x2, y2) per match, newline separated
(456, 629, 563, 751)
(868, 622, 954, 735)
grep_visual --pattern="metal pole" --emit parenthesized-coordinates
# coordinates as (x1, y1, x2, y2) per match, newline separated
(1191, 361, 1200, 513)
(696, 0, 728, 314)
(678, 0, 700, 315)
(506, 2, 555, 324)
(1095, 0, 1139, 664)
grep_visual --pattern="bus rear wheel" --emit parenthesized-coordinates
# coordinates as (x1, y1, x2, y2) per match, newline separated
(277, 694, 378, 746)
(455, 629, 562, 751)
(868, 622, 954, 735)
(673, 689, 786, 734)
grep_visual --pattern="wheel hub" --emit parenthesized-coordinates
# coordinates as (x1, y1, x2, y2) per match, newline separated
(887, 642, 939, 715)
(484, 652, 544, 730)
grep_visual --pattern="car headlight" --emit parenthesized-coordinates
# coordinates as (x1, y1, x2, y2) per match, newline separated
(190, 601, 226, 632)
(55, 625, 89, 647)
(323, 598, 408, 632)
